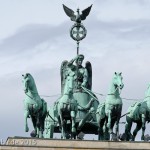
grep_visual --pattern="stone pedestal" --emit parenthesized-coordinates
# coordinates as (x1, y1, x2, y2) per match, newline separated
(0, 137, 150, 150)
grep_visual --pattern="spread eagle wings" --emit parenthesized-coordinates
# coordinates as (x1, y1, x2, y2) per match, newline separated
(80, 5, 93, 20)
(63, 4, 92, 22)
(63, 4, 76, 21)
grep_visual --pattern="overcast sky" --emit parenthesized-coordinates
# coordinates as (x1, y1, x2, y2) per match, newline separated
(1, 0, 150, 141)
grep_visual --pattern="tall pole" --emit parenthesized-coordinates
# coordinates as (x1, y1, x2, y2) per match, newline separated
(77, 41, 79, 55)
(76, 41, 79, 89)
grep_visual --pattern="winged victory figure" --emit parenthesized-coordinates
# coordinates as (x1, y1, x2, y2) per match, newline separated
(60, 55, 92, 95)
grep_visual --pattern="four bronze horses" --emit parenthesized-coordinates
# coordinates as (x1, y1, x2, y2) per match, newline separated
(22, 72, 150, 141)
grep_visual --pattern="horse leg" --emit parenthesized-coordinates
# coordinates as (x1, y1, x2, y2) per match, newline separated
(141, 114, 146, 140)
(125, 116, 133, 141)
(39, 104, 47, 138)
(110, 120, 116, 140)
(24, 110, 29, 132)
(115, 115, 121, 139)
(37, 115, 45, 138)
(97, 118, 101, 140)
(30, 116, 37, 137)
(132, 122, 142, 141)
(107, 110, 112, 133)
(36, 120, 40, 138)
(38, 123, 43, 138)
(71, 111, 76, 139)
(104, 124, 110, 140)
(98, 118, 105, 140)
(40, 116, 46, 138)
(35, 114, 41, 138)
(60, 110, 66, 139)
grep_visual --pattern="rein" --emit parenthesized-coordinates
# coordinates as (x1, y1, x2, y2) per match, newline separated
(81, 86, 99, 102)
(48, 114, 58, 123)
(144, 95, 150, 100)
(25, 93, 34, 100)
(25, 89, 41, 107)
(81, 86, 122, 100)
(108, 86, 122, 96)
(25, 88, 39, 100)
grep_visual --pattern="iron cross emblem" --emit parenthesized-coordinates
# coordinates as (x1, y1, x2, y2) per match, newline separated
(70, 24, 87, 41)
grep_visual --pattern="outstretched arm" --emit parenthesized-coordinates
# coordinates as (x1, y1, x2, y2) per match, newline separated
(68, 55, 78, 67)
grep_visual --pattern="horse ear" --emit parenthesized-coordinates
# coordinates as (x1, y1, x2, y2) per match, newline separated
(115, 72, 117, 75)
(119, 72, 122, 75)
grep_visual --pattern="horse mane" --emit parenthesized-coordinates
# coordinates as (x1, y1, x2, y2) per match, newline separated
(26, 73, 35, 83)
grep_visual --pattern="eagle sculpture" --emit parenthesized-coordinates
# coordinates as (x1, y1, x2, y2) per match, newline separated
(63, 4, 92, 24)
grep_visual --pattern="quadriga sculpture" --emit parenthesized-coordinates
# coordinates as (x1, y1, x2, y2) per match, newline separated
(96, 72, 124, 140)
(44, 55, 99, 139)
(125, 84, 150, 141)
(22, 73, 47, 138)
(45, 70, 95, 139)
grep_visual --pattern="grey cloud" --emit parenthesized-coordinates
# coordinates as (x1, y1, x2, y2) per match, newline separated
(1, 15, 150, 58)
(0, 22, 71, 56)
(87, 17, 150, 40)
(95, 0, 150, 5)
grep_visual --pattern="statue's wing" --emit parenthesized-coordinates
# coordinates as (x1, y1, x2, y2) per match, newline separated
(80, 5, 92, 20)
(60, 60, 68, 95)
(63, 4, 76, 21)
(85, 61, 92, 90)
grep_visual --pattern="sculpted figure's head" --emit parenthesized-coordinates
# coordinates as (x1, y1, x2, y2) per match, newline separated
(76, 54, 84, 66)
(113, 72, 124, 90)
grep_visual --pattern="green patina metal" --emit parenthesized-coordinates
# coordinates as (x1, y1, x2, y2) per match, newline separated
(43, 5, 100, 139)
(55, 72, 78, 139)
(22, 73, 47, 138)
(125, 84, 150, 141)
(44, 54, 99, 139)
(63, 4, 92, 55)
(96, 72, 124, 140)
(22, 4, 150, 141)
(22, 5, 125, 141)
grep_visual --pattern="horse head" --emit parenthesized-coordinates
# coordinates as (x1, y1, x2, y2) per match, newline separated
(22, 73, 34, 94)
(112, 72, 124, 91)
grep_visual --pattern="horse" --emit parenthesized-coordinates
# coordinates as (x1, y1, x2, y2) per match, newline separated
(22, 73, 47, 138)
(96, 103, 109, 140)
(56, 72, 78, 139)
(96, 72, 124, 140)
(125, 84, 150, 141)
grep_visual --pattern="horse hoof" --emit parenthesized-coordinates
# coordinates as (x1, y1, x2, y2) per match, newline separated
(39, 134, 44, 138)
(110, 133, 118, 141)
(107, 124, 111, 128)
(25, 127, 29, 132)
(72, 127, 76, 133)
(141, 136, 144, 141)
(30, 130, 36, 137)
